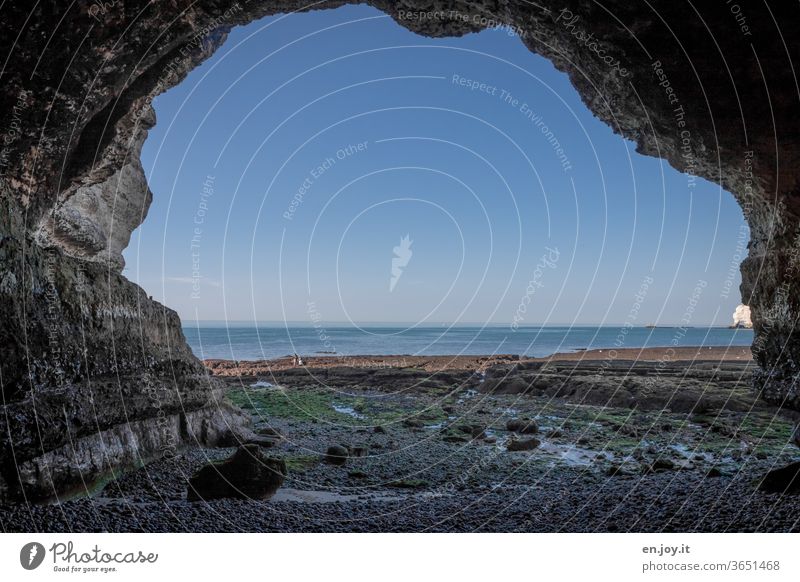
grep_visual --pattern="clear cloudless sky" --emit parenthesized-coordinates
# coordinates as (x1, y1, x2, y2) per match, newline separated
(124, 4, 748, 327)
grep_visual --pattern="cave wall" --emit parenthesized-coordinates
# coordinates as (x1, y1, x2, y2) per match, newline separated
(1, 0, 799, 501)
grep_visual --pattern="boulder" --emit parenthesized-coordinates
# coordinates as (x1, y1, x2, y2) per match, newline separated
(255, 426, 282, 438)
(187, 445, 286, 501)
(456, 424, 486, 439)
(324, 445, 349, 465)
(506, 437, 541, 451)
(606, 465, 630, 477)
(506, 418, 539, 434)
(758, 462, 800, 494)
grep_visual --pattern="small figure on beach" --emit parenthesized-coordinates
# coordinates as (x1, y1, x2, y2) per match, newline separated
(292, 353, 304, 366)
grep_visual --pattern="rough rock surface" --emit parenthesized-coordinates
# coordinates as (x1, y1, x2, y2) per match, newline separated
(506, 437, 541, 451)
(506, 418, 539, 434)
(480, 359, 764, 413)
(1, 1, 800, 501)
(17, 403, 252, 501)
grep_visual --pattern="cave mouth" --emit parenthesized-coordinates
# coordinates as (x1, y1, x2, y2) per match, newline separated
(126, 4, 750, 354)
(2, 1, 799, 514)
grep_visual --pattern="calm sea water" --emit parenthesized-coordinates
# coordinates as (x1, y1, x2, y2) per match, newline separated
(183, 324, 754, 361)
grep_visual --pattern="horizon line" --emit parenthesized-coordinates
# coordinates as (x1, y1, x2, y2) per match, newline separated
(180, 320, 749, 328)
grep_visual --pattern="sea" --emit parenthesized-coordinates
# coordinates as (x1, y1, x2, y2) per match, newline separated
(183, 323, 754, 361)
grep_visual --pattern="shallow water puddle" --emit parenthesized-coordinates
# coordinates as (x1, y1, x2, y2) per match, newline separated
(250, 380, 276, 388)
(332, 403, 365, 419)
(538, 441, 613, 466)
(456, 389, 479, 404)
(670, 442, 712, 462)
(272, 488, 367, 503)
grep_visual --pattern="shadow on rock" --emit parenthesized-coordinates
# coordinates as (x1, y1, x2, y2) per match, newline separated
(757, 462, 800, 494)
(187, 444, 286, 501)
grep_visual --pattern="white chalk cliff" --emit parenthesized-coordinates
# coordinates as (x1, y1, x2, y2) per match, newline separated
(733, 304, 753, 328)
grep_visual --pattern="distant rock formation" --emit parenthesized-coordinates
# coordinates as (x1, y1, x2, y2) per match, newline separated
(732, 305, 753, 329)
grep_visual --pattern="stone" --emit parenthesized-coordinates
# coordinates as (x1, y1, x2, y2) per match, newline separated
(506, 437, 541, 452)
(757, 462, 800, 494)
(648, 458, 676, 472)
(255, 426, 282, 438)
(324, 445, 349, 466)
(456, 424, 486, 439)
(606, 465, 629, 477)
(506, 418, 539, 434)
(187, 445, 286, 501)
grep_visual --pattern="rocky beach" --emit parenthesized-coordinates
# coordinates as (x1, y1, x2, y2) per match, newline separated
(3, 0, 800, 544)
(3, 347, 799, 533)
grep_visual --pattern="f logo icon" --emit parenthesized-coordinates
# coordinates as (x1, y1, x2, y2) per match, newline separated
(20, 542, 45, 570)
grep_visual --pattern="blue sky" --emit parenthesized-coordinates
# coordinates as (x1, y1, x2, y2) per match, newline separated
(124, 4, 748, 326)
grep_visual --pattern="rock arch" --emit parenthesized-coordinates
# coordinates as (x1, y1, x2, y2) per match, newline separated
(1, 0, 799, 500)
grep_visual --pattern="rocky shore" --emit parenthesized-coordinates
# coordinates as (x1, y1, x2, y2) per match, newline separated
(3, 348, 799, 533)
